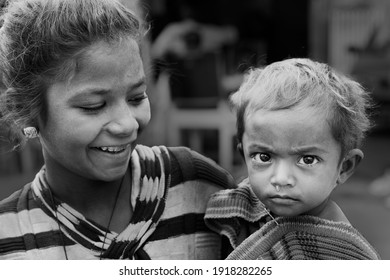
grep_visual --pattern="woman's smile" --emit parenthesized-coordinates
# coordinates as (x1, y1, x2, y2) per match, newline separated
(91, 143, 131, 154)
(90, 144, 132, 161)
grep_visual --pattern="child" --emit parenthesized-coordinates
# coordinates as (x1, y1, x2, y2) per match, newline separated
(205, 58, 380, 259)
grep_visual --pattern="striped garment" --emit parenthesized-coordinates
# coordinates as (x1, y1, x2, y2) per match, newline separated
(0, 145, 236, 260)
(205, 181, 381, 260)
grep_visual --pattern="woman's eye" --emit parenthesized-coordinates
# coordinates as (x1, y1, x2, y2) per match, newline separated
(79, 103, 105, 112)
(298, 155, 319, 166)
(128, 92, 148, 104)
(252, 153, 271, 163)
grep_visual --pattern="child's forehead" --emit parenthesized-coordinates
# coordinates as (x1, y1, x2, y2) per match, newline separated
(245, 106, 332, 137)
(247, 82, 332, 108)
(245, 100, 330, 122)
(243, 107, 340, 153)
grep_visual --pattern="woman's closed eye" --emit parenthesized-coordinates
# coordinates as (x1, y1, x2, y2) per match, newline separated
(298, 155, 320, 166)
(128, 92, 148, 105)
(79, 103, 105, 112)
(77, 92, 148, 113)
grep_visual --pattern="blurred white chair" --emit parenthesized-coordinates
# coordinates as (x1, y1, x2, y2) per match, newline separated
(161, 54, 241, 172)
(168, 100, 236, 172)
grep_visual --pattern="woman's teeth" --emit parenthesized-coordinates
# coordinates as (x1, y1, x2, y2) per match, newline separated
(95, 145, 127, 153)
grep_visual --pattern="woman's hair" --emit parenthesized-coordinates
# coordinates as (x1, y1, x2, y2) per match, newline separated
(230, 58, 374, 156)
(0, 0, 145, 148)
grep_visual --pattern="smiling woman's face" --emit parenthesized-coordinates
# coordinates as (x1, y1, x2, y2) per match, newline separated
(38, 38, 150, 182)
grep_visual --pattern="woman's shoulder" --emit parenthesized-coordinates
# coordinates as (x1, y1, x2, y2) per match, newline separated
(0, 183, 31, 213)
(168, 146, 236, 185)
(134, 144, 220, 167)
(0, 183, 33, 242)
(205, 179, 268, 222)
(135, 144, 237, 190)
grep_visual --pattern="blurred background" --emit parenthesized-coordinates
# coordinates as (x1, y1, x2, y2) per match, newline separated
(1, 0, 390, 258)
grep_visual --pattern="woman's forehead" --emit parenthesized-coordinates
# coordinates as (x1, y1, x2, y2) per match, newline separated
(45, 39, 144, 101)
(78, 39, 140, 70)
(57, 39, 141, 85)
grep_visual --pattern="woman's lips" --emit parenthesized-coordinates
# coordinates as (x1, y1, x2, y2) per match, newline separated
(91, 144, 131, 154)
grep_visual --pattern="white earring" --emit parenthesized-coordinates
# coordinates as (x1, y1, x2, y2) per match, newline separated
(23, 127, 39, 139)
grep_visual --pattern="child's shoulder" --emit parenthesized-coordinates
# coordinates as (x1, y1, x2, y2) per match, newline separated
(318, 200, 350, 224)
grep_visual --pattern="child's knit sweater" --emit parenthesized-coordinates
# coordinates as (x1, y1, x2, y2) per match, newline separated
(205, 181, 380, 260)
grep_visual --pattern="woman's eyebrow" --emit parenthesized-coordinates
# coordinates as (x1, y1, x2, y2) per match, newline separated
(128, 77, 146, 91)
(67, 88, 110, 103)
(68, 77, 147, 101)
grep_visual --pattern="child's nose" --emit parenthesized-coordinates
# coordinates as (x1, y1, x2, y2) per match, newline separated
(270, 160, 295, 188)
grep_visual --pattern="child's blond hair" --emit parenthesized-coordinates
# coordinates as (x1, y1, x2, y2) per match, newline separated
(230, 58, 373, 156)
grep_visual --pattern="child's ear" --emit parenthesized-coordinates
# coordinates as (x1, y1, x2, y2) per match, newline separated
(237, 143, 244, 159)
(337, 149, 364, 185)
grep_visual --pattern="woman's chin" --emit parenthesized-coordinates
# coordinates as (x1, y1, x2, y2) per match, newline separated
(92, 165, 129, 182)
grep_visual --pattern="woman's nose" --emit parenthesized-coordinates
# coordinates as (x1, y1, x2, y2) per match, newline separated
(270, 160, 295, 188)
(105, 104, 139, 137)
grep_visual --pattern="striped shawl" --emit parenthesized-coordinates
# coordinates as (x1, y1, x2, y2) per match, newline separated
(0, 145, 236, 259)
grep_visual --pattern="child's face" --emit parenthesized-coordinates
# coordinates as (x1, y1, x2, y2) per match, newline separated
(38, 39, 150, 182)
(241, 106, 343, 217)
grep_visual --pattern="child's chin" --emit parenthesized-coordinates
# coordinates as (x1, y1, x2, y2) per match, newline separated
(269, 208, 298, 218)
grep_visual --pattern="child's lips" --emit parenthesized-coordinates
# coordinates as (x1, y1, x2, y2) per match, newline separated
(269, 195, 298, 205)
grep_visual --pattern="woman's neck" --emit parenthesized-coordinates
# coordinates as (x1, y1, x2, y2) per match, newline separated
(45, 166, 118, 205)
(44, 162, 132, 232)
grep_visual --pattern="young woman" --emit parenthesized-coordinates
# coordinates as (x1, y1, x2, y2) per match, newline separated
(0, 0, 236, 260)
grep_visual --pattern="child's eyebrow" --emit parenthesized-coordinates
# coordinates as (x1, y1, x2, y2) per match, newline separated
(248, 143, 275, 152)
(290, 146, 327, 154)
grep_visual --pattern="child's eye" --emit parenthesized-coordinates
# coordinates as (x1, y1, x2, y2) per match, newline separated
(252, 153, 271, 163)
(298, 155, 319, 166)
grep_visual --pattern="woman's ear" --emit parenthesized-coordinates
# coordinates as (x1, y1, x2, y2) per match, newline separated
(337, 149, 364, 185)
